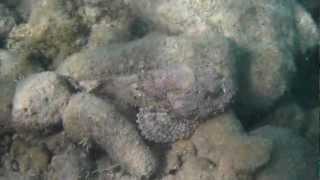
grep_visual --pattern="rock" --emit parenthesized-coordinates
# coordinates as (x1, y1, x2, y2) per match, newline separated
(298, 0, 320, 20)
(303, 107, 319, 146)
(0, 138, 51, 179)
(1, 0, 38, 22)
(163, 156, 216, 180)
(7, 0, 88, 69)
(39, 132, 73, 155)
(93, 155, 140, 180)
(250, 126, 318, 180)
(129, 0, 319, 111)
(88, 19, 130, 48)
(264, 102, 319, 147)
(265, 101, 307, 134)
(164, 140, 197, 174)
(77, 0, 131, 27)
(12, 72, 72, 134)
(58, 32, 237, 142)
(0, 50, 40, 81)
(0, 4, 17, 40)
(62, 93, 157, 178)
(0, 50, 41, 132)
(47, 145, 92, 180)
(191, 111, 273, 179)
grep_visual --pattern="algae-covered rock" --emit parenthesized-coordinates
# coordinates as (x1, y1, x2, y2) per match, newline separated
(59, 32, 237, 143)
(265, 101, 307, 133)
(163, 156, 216, 180)
(88, 20, 130, 48)
(0, 50, 40, 81)
(164, 140, 197, 175)
(12, 72, 72, 134)
(7, 0, 87, 69)
(0, 50, 41, 132)
(264, 101, 319, 147)
(47, 145, 92, 180)
(0, 138, 51, 179)
(62, 93, 157, 178)
(0, 4, 17, 40)
(303, 107, 319, 147)
(77, 0, 131, 26)
(251, 126, 318, 180)
(298, 0, 320, 20)
(191, 111, 273, 179)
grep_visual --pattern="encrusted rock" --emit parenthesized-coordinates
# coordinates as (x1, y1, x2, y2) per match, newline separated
(12, 72, 72, 134)
(47, 145, 92, 180)
(0, 138, 51, 179)
(191, 111, 273, 179)
(7, 0, 87, 69)
(62, 93, 157, 178)
(88, 20, 130, 48)
(251, 126, 318, 180)
(0, 50, 41, 132)
(163, 156, 216, 180)
(0, 4, 17, 40)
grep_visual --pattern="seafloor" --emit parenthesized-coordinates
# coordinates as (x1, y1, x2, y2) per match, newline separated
(0, 0, 319, 180)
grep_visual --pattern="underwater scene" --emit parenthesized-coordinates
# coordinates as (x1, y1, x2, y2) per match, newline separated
(0, 0, 319, 179)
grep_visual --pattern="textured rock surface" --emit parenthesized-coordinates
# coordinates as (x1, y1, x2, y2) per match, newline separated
(191, 111, 273, 179)
(303, 107, 319, 146)
(251, 126, 318, 180)
(160, 112, 273, 180)
(62, 93, 157, 178)
(0, 50, 41, 132)
(265, 101, 307, 133)
(0, 4, 17, 40)
(298, 0, 320, 20)
(47, 145, 92, 180)
(88, 20, 130, 48)
(163, 156, 216, 180)
(59, 32, 237, 142)
(12, 72, 72, 134)
(7, 0, 87, 69)
(264, 101, 319, 147)
(0, 0, 317, 179)
(0, 138, 51, 180)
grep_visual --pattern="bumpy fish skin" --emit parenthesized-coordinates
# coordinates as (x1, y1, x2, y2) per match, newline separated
(84, 33, 237, 143)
